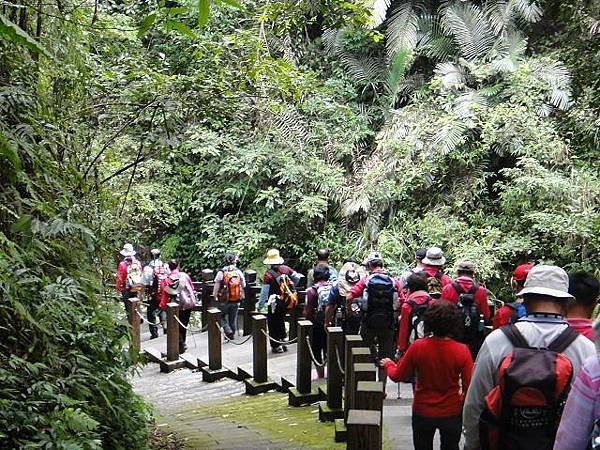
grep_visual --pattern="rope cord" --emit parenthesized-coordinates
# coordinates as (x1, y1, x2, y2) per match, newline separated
(174, 315, 189, 329)
(135, 309, 148, 323)
(215, 323, 253, 345)
(260, 329, 298, 345)
(305, 335, 327, 367)
(334, 344, 345, 376)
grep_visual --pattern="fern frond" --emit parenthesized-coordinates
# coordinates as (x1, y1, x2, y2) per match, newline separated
(385, 49, 412, 104)
(491, 30, 527, 72)
(510, 0, 543, 23)
(441, 2, 495, 61)
(340, 54, 384, 85)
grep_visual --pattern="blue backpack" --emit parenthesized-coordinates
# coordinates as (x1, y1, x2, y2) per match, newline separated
(365, 273, 395, 328)
(506, 302, 526, 324)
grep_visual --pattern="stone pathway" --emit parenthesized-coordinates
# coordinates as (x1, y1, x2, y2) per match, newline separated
(131, 319, 420, 449)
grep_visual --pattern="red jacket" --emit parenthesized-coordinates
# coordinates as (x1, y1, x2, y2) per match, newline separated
(159, 269, 195, 309)
(348, 268, 402, 299)
(397, 291, 432, 353)
(384, 337, 473, 417)
(492, 304, 515, 329)
(440, 276, 490, 321)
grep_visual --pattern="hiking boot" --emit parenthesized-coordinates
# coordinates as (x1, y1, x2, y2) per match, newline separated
(272, 346, 284, 354)
(226, 332, 235, 341)
(282, 345, 288, 352)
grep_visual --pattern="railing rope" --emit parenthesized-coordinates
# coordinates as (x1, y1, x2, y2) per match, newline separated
(305, 335, 326, 367)
(260, 328, 298, 345)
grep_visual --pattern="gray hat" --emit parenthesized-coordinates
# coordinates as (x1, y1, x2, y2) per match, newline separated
(363, 251, 383, 266)
(457, 260, 475, 272)
(422, 247, 446, 266)
(517, 265, 574, 300)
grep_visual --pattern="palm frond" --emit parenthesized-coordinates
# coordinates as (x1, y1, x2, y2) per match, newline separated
(531, 60, 573, 110)
(491, 30, 527, 72)
(441, 2, 495, 61)
(340, 54, 385, 85)
(590, 19, 600, 35)
(322, 28, 344, 56)
(417, 14, 456, 60)
(385, 49, 413, 105)
(510, 0, 543, 23)
(434, 62, 468, 90)
(485, 1, 518, 35)
(385, 2, 420, 61)
(452, 91, 488, 119)
(432, 120, 468, 154)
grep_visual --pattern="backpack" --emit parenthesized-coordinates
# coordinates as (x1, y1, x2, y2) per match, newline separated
(592, 418, 600, 449)
(479, 325, 579, 450)
(505, 302, 527, 324)
(365, 273, 396, 329)
(454, 282, 483, 349)
(219, 269, 243, 302)
(414, 270, 444, 298)
(407, 294, 434, 343)
(269, 269, 298, 311)
(314, 282, 333, 325)
(126, 261, 143, 292)
(165, 274, 197, 310)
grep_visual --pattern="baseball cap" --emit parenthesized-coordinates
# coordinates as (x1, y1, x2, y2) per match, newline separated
(513, 263, 534, 282)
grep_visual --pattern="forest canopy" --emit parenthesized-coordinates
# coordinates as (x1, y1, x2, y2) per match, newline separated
(1, 0, 599, 447)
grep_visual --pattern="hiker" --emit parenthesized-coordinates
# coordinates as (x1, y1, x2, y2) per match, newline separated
(259, 249, 302, 353)
(213, 252, 246, 340)
(381, 300, 472, 450)
(159, 259, 197, 354)
(142, 248, 170, 339)
(419, 247, 452, 290)
(306, 248, 338, 287)
(325, 259, 367, 334)
(115, 243, 143, 312)
(397, 272, 434, 357)
(304, 265, 331, 378)
(400, 248, 428, 300)
(440, 260, 490, 358)
(566, 271, 600, 340)
(348, 252, 401, 389)
(463, 265, 596, 450)
(554, 352, 600, 450)
(492, 263, 533, 329)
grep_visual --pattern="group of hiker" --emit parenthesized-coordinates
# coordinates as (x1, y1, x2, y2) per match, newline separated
(115, 242, 600, 450)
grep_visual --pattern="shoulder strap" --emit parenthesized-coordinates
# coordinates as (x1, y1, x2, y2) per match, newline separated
(548, 326, 580, 353)
(435, 270, 443, 279)
(500, 325, 529, 349)
(468, 283, 478, 295)
(452, 282, 464, 294)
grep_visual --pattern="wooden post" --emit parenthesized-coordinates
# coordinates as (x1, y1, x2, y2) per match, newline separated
(355, 381, 384, 411)
(200, 307, 232, 382)
(296, 320, 312, 394)
(207, 308, 222, 370)
(319, 326, 344, 421)
(244, 314, 278, 395)
(201, 269, 214, 330)
(346, 347, 372, 421)
(346, 410, 381, 450)
(252, 314, 268, 383)
(288, 320, 321, 406)
(166, 302, 180, 362)
(351, 363, 377, 421)
(127, 298, 141, 352)
(243, 270, 257, 336)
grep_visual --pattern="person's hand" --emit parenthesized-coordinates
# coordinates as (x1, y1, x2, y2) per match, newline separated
(379, 358, 393, 367)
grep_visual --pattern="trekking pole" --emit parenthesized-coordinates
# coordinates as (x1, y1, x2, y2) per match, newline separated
(397, 382, 401, 400)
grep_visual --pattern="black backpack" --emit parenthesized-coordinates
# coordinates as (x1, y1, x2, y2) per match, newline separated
(365, 273, 396, 328)
(454, 282, 484, 354)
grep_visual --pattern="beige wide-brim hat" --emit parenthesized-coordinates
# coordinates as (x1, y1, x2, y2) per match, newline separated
(120, 243, 136, 257)
(263, 248, 284, 265)
(517, 265, 574, 299)
(422, 247, 446, 266)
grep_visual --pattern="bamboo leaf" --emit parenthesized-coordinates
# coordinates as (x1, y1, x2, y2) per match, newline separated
(0, 13, 50, 57)
(198, 0, 210, 27)
(138, 12, 157, 37)
(0, 132, 21, 170)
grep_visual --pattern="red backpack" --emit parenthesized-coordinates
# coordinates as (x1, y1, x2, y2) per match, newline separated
(219, 269, 243, 302)
(479, 324, 579, 450)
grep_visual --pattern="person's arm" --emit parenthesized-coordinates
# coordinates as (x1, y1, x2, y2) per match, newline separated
(306, 268, 314, 288)
(290, 270, 303, 287)
(397, 303, 411, 353)
(348, 278, 367, 300)
(477, 287, 491, 321)
(462, 336, 500, 450)
(212, 270, 223, 299)
(303, 289, 316, 321)
(258, 283, 269, 308)
(382, 343, 417, 382)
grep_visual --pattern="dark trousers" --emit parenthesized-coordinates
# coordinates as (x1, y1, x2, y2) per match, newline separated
(219, 301, 240, 335)
(310, 324, 327, 364)
(267, 302, 287, 348)
(178, 308, 192, 353)
(147, 297, 166, 338)
(412, 414, 462, 450)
